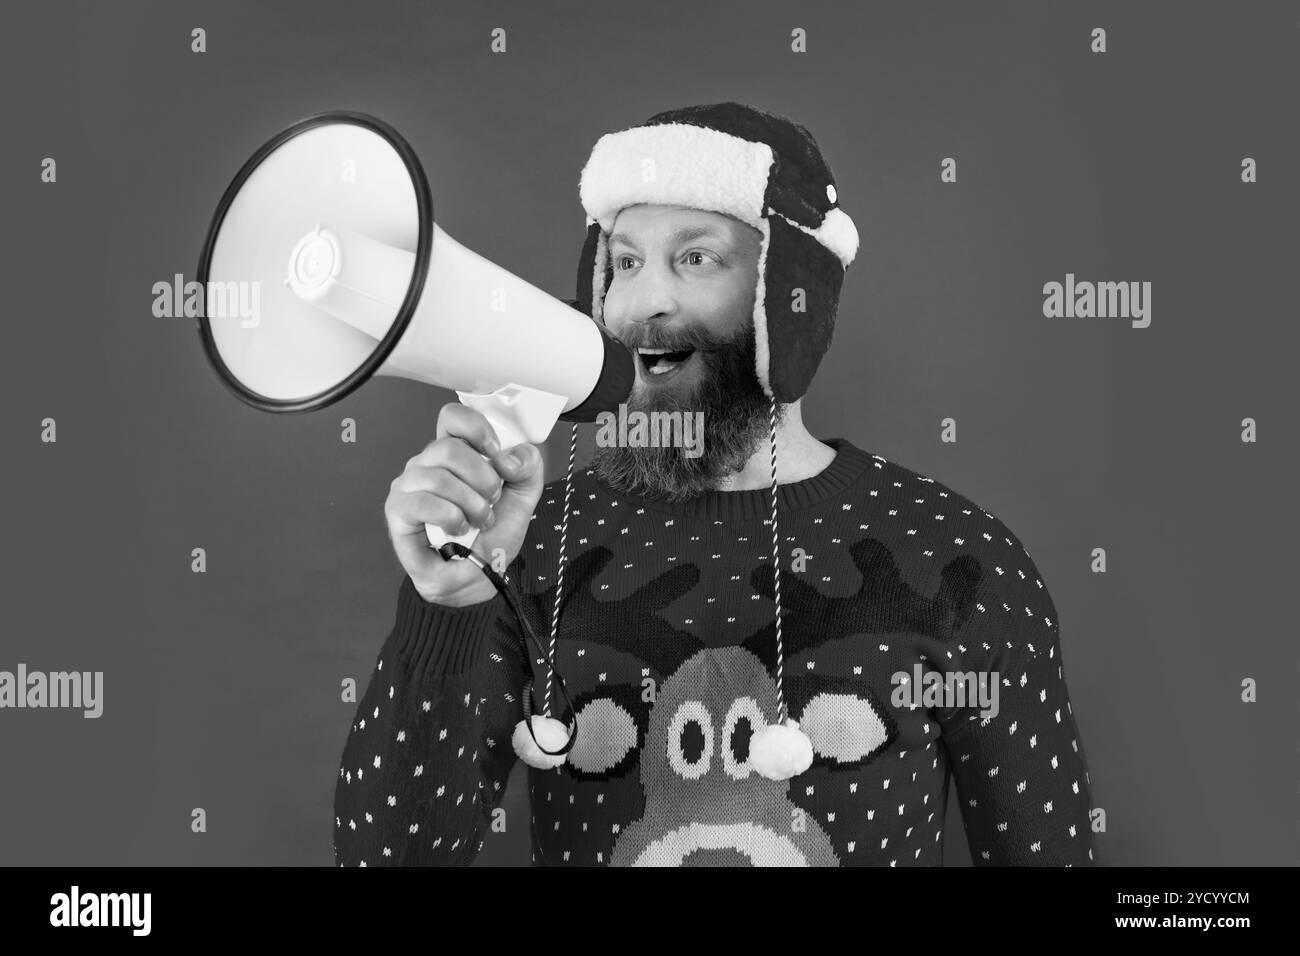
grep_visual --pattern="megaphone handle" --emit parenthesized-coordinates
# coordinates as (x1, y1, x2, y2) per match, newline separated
(423, 385, 567, 551)
(422, 413, 523, 552)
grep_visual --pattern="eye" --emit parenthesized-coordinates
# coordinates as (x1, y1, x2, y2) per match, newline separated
(721, 696, 765, 779)
(610, 251, 715, 272)
(666, 700, 713, 779)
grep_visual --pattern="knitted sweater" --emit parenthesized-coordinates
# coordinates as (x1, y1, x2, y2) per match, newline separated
(333, 437, 1095, 866)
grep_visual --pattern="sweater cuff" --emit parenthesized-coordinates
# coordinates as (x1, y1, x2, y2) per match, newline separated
(389, 575, 507, 679)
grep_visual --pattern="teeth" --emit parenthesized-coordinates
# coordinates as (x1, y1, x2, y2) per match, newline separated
(638, 346, 692, 378)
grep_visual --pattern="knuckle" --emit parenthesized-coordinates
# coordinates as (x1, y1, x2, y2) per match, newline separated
(424, 467, 449, 497)
(448, 436, 479, 465)
(448, 405, 476, 435)
(415, 441, 444, 467)
(477, 465, 500, 495)
(439, 502, 468, 534)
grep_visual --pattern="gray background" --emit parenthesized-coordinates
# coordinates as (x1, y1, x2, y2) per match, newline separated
(2, 0, 1295, 866)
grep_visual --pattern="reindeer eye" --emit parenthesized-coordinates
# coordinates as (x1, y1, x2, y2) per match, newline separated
(798, 692, 889, 764)
(568, 698, 638, 774)
(667, 701, 713, 779)
(722, 696, 766, 779)
(681, 721, 705, 762)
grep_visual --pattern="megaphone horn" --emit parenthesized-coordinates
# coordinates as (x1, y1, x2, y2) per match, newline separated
(195, 111, 634, 551)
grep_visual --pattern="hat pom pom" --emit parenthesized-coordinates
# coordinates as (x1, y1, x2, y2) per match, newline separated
(512, 715, 570, 769)
(748, 718, 813, 780)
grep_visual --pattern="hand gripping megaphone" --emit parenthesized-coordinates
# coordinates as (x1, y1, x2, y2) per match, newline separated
(195, 111, 634, 551)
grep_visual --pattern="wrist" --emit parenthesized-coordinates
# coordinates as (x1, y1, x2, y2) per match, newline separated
(392, 575, 506, 678)
(414, 578, 499, 608)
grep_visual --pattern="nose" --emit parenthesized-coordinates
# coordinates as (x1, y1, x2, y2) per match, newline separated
(606, 256, 679, 331)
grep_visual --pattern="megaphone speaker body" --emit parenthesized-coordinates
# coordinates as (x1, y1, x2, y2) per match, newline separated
(196, 111, 633, 551)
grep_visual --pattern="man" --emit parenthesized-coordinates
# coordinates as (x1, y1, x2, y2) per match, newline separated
(333, 102, 1096, 866)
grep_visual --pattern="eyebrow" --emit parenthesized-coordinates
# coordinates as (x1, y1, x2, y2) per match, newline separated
(607, 225, 728, 250)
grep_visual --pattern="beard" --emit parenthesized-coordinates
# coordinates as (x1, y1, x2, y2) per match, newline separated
(590, 320, 786, 502)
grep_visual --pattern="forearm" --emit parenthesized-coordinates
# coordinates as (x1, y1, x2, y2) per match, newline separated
(945, 644, 1095, 866)
(333, 576, 524, 866)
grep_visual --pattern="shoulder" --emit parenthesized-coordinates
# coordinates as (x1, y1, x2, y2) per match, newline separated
(854, 450, 1059, 642)
(848, 447, 1012, 541)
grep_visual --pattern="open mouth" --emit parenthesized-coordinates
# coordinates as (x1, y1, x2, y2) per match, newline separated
(637, 347, 697, 381)
(628, 823, 811, 866)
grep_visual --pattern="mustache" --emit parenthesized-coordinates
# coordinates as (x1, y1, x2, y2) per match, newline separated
(615, 323, 745, 354)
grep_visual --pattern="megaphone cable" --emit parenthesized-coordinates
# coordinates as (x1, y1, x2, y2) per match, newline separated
(435, 538, 579, 760)
(434, 423, 580, 765)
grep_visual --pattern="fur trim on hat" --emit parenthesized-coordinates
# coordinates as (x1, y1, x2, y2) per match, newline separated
(579, 123, 774, 235)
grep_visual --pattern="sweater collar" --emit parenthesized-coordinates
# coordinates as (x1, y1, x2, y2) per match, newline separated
(582, 437, 877, 522)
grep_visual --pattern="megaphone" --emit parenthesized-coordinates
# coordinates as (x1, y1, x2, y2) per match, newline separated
(195, 111, 634, 551)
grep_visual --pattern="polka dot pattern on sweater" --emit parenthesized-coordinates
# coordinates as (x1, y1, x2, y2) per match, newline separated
(333, 438, 1095, 866)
